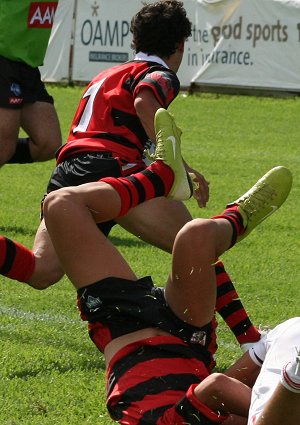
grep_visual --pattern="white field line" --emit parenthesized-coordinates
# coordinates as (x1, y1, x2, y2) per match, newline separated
(0, 305, 84, 326)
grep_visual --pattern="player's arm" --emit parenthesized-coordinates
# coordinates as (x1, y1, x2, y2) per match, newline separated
(224, 350, 262, 388)
(134, 86, 162, 142)
(185, 160, 209, 208)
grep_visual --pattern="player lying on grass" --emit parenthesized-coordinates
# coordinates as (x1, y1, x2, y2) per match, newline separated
(43, 108, 293, 424)
(0, 0, 263, 352)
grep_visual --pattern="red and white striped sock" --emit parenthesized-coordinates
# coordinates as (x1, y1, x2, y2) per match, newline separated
(281, 354, 300, 393)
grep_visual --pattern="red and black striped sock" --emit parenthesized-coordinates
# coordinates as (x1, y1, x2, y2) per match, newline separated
(212, 205, 245, 247)
(215, 260, 260, 344)
(101, 161, 174, 217)
(0, 236, 35, 282)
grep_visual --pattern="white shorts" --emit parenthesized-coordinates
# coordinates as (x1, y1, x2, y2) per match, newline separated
(248, 317, 300, 424)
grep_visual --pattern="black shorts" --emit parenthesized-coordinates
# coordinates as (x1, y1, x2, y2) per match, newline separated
(0, 55, 53, 108)
(77, 275, 217, 367)
(43, 151, 122, 236)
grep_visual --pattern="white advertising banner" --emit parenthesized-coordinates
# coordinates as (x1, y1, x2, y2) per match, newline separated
(71, 0, 142, 81)
(40, 0, 75, 82)
(41, 0, 300, 92)
(190, 0, 300, 91)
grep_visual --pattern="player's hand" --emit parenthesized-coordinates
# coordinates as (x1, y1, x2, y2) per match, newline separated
(188, 169, 210, 208)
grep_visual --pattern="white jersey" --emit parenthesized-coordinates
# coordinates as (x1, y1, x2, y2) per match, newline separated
(248, 317, 300, 424)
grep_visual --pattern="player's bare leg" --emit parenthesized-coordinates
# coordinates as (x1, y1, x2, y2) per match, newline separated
(0, 108, 20, 164)
(20, 101, 61, 161)
(30, 220, 64, 288)
(118, 197, 191, 252)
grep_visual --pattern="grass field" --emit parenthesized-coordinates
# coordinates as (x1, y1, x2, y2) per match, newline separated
(1, 86, 300, 424)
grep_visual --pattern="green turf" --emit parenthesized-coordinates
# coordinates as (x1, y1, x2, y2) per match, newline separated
(0, 86, 299, 424)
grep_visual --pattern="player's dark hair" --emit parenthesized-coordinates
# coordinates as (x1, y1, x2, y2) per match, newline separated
(130, 0, 192, 57)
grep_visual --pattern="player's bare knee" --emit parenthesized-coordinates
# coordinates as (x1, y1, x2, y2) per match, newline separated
(208, 372, 230, 390)
(39, 272, 62, 288)
(28, 254, 64, 289)
(43, 189, 72, 219)
(28, 276, 59, 290)
(179, 219, 218, 248)
(194, 372, 228, 403)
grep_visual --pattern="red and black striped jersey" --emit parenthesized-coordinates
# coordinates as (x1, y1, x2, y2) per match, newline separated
(106, 337, 226, 425)
(56, 60, 180, 165)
